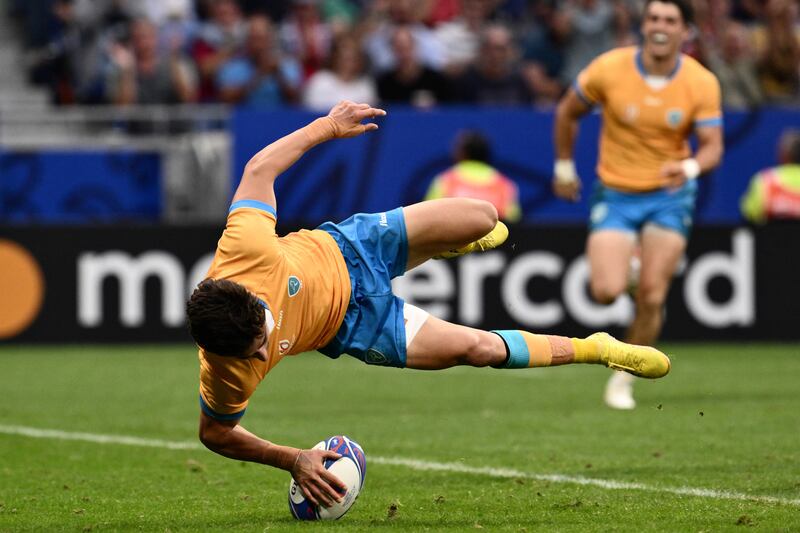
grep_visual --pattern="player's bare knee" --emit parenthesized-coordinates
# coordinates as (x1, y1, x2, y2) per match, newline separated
(463, 199, 498, 239)
(457, 331, 496, 367)
(591, 283, 623, 305)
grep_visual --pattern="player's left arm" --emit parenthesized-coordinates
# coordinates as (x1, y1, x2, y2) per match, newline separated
(198, 411, 347, 507)
(692, 125, 724, 174)
(232, 101, 387, 209)
(660, 124, 724, 188)
(661, 72, 724, 187)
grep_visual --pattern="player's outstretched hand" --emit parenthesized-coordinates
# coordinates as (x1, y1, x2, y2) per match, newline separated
(291, 448, 348, 508)
(327, 101, 387, 138)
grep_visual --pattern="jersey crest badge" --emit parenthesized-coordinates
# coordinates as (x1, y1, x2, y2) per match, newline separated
(624, 104, 639, 123)
(287, 276, 302, 297)
(666, 109, 683, 129)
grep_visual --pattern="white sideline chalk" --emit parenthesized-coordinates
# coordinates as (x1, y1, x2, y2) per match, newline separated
(1, 424, 797, 507)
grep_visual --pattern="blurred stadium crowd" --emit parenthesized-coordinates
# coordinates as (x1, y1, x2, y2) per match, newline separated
(6, 0, 800, 111)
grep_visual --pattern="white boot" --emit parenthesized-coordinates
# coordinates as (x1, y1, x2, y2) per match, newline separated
(604, 370, 636, 410)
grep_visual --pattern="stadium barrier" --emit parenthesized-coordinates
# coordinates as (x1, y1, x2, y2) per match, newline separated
(233, 107, 800, 225)
(3, 107, 799, 225)
(0, 104, 231, 223)
(2, 224, 798, 343)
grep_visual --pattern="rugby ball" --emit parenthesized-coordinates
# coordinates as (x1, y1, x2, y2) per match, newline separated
(288, 435, 366, 520)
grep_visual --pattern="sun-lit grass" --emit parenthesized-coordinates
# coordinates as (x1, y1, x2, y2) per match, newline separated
(1, 343, 799, 531)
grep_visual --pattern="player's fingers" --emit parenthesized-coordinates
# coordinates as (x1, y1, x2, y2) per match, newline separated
(319, 476, 344, 503)
(364, 123, 379, 132)
(312, 479, 336, 507)
(355, 107, 387, 120)
(321, 468, 348, 494)
(300, 483, 320, 507)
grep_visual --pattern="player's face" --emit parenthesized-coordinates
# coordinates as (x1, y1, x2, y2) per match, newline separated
(641, 2, 688, 61)
(238, 320, 268, 361)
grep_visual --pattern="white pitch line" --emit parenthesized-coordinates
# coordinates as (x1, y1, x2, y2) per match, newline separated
(1, 424, 798, 507)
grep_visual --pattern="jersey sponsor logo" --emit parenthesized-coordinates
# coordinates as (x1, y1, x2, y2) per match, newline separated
(378, 212, 388, 227)
(666, 108, 683, 129)
(287, 276, 302, 297)
(365, 348, 389, 365)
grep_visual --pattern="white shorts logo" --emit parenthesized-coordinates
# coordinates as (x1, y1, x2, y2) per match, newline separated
(591, 203, 609, 225)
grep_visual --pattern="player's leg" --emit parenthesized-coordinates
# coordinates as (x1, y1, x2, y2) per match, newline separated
(404, 307, 670, 377)
(626, 224, 686, 345)
(402, 198, 507, 270)
(586, 229, 637, 304)
(604, 224, 686, 409)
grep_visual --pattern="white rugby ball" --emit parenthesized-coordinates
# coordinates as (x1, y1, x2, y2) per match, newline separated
(288, 435, 366, 520)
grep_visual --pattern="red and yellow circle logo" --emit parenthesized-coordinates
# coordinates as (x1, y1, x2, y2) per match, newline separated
(0, 240, 45, 339)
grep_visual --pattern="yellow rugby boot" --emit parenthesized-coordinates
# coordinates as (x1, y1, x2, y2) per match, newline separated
(434, 221, 509, 260)
(589, 332, 671, 379)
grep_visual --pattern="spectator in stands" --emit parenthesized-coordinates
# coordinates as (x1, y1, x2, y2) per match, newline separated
(730, 0, 763, 22)
(423, 0, 461, 26)
(279, 0, 333, 80)
(362, 0, 445, 73)
(521, 0, 569, 106)
(106, 18, 197, 105)
(434, 0, 495, 76)
(706, 21, 764, 109)
(319, 0, 363, 33)
(558, 0, 616, 86)
(303, 36, 377, 111)
(27, 0, 88, 105)
(376, 26, 454, 107)
(456, 24, 536, 105)
(741, 129, 800, 223)
(217, 15, 302, 108)
(425, 130, 522, 222)
(132, 0, 195, 27)
(191, 0, 246, 102)
(753, 0, 800, 104)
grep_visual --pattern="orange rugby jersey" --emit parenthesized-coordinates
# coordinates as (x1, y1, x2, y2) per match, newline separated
(575, 46, 722, 191)
(198, 201, 351, 418)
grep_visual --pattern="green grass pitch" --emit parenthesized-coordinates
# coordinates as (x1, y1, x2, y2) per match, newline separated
(1, 343, 799, 532)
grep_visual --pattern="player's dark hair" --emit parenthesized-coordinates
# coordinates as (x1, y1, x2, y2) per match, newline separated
(644, 0, 694, 25)
(783, 130, 800, 164)
(186, 279, 264, 357)
(455, 130, 492, 163)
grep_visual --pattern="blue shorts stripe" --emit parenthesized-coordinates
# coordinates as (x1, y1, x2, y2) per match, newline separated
(199, 394, 246, 421)
(229, 199, 277, 218)
(492, 330, 530, 369)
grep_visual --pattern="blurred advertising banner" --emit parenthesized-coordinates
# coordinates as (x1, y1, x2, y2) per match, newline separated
(0, 150, 161, 223)
(1, 224, 798, 343)
(234, 107, 800, 225)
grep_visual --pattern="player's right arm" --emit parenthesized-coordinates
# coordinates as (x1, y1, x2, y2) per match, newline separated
(198, 410, 347, 507)
(232, 101, 387, 210)
(552, 87, 592, 202)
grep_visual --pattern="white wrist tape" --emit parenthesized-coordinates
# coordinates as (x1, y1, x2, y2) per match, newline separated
(554, 159, 578, 184)
(681, 158, 701, 180)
